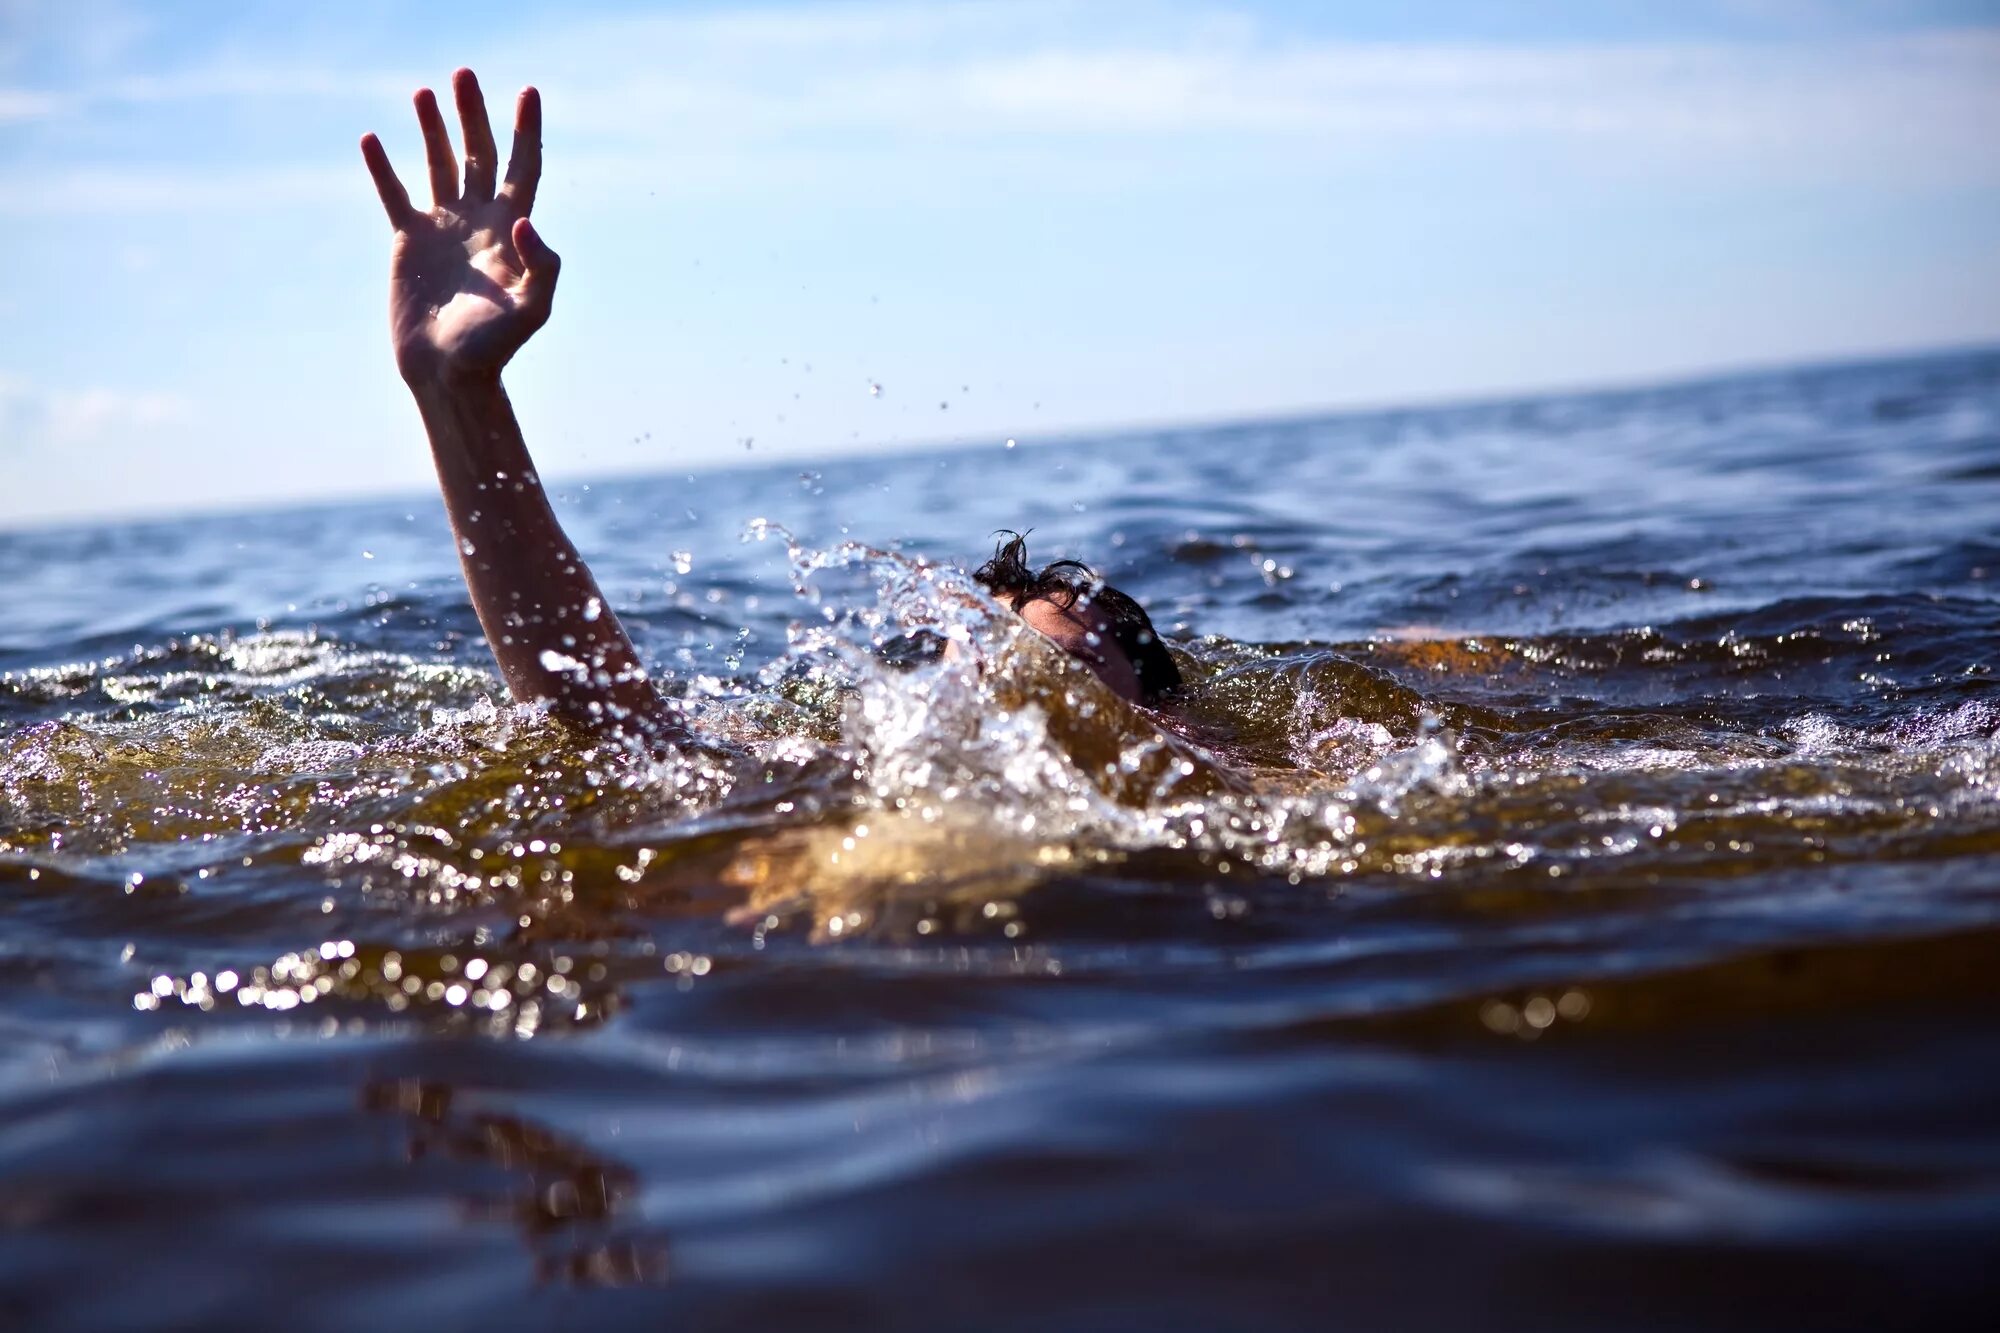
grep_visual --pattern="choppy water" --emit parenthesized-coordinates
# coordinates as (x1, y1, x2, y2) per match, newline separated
(4, 349, 2000, 1330)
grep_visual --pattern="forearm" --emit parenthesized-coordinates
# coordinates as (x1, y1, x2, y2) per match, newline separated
(409, 371, 676, 742)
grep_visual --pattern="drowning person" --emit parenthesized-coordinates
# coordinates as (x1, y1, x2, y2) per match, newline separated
(358, 69, 1180, 747)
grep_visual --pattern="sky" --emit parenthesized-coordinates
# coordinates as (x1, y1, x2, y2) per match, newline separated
(2, 0, 1998, 528)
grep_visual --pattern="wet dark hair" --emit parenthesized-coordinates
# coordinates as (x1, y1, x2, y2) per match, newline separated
(972, 532, 1182, 703)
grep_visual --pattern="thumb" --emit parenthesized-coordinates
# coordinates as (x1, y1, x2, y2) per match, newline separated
(513, 216, 561, 305)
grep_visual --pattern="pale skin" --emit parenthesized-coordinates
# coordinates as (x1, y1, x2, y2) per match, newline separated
(360, 69, 1150, 746)
(1015, 597, 1143, 700)
(361, 69, 683, 744)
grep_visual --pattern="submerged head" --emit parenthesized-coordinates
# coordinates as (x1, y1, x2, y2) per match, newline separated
(972, 532, 1182, 705)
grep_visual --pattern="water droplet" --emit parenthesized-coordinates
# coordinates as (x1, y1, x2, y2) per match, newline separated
(459, 537, 477, 556)
(1004, 438, 1017, 449)
(867, 381, 883, 398)
(360, 549, 375, 559)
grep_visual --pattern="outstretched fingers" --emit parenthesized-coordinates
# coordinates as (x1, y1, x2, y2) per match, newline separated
(359, 133, 415, 228)
(414, 87, 458, 206)
(453, 67, 498, 201)
(501, 86, 542, 214)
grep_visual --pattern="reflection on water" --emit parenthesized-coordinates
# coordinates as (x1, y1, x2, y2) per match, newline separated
(363, 1076, 670, 1288)
(2, 349, 1999, 1328)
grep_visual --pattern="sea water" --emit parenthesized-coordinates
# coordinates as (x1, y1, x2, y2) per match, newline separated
(3, 349, 1998, 1329)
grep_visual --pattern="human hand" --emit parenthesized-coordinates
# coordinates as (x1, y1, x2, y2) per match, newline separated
(360, 69, 557, 385)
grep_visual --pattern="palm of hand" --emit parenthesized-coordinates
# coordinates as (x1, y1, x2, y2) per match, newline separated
(391, 208, 530, 377)
(362, 70, 557, 384)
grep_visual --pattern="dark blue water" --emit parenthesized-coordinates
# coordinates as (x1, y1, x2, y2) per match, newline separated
(3, 348, 1999, 1330)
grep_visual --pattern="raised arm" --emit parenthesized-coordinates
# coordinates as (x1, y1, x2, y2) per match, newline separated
(360, 69, 680, 746)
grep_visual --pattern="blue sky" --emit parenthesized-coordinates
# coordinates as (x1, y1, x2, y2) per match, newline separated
(3, 0, 1997, 527)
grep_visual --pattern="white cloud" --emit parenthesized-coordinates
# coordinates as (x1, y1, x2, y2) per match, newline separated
(0, 372, 192, 450)
(11, 3, 1999, 194)
(946, 33, 1993, 139)
(0, 0, 154, 80)
(486, 7, 2000, 144)
(0, 162, 353, 216)
(0, 87, 57, 120)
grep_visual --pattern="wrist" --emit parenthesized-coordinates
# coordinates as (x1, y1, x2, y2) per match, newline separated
(406, 367, 522, 473)
(402, 357, 504, 395)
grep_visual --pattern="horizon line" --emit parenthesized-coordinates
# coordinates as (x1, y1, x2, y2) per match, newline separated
(5, 336, 1994, 538)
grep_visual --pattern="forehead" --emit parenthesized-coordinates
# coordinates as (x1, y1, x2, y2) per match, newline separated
(1014, 594, 1142, 701)
(1015, 594, 1100, 643)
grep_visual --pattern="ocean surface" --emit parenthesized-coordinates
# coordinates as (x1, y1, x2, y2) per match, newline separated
(4, 348, 1999, 1330)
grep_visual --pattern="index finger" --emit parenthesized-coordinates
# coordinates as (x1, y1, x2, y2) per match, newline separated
(359, 133, 415, 228)
(500, 85, 542, 213)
